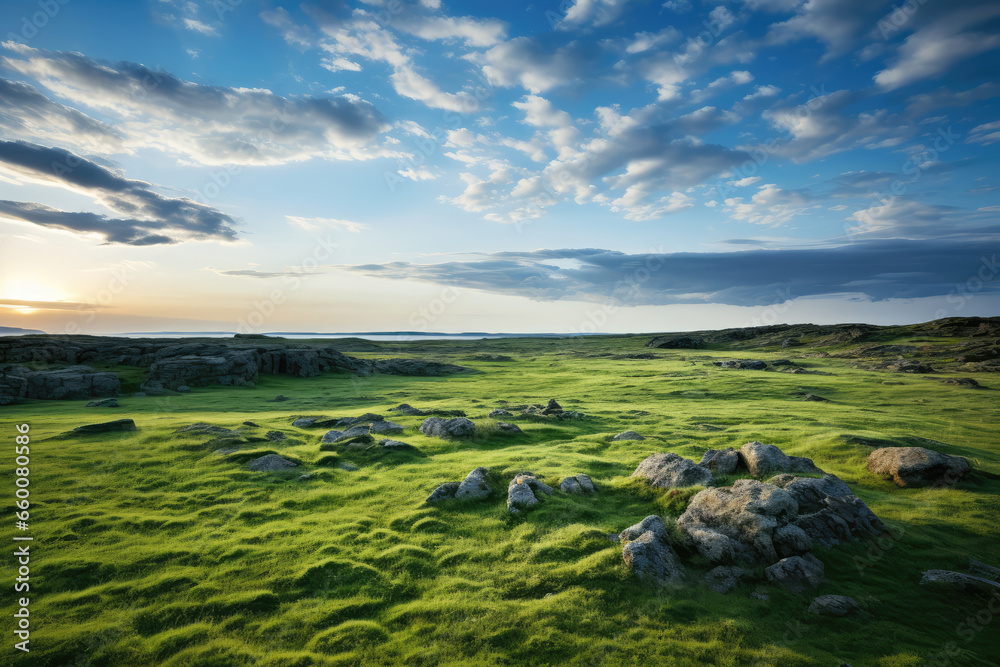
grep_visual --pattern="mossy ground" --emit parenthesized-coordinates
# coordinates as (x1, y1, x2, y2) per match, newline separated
(2, 333, 999, 666)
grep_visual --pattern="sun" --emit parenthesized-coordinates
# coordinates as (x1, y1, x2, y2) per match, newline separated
(1, 279, 67, 314)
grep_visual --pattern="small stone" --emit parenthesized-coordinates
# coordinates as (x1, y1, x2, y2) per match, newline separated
(496, 422, 523, 435)
(270, 395, 289, 402)
(489, 408, 512, 417)
(704, 566, 753, 594)
(612, 430, 645, 441)
(265, 431, 287, 441)
(419, 417, 476, 438)
(71, 419, 137, 434)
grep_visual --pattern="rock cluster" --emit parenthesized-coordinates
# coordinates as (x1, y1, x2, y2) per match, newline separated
(426, 467, 493, 503)
(0, 336, 467, 397)
(507, 473, 553, 514)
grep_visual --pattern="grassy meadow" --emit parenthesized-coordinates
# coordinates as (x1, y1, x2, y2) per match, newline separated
(2, 332, 999, 666)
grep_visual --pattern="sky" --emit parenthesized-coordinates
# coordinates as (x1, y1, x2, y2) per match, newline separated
(0, 0, 998, 334)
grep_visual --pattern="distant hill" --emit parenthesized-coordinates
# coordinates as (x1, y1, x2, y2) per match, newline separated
(0, 326, 46, 336)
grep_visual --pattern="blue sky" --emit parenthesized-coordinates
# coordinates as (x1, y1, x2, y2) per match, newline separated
(0, 0, 998, 333)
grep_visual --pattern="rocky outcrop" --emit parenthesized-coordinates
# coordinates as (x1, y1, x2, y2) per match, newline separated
(618, 516, 685, 586)
(699, 448, 739, 475)
(647, 336, 699, 349)
(1, 365, 119, 400)
(866, 447, 971, 487)
(373, 359, 467, 376)
(507, 473, 553, 514)
(144, 350, 259, 390)
(420, 417, 476, 438)
(632, 453, 713, 489)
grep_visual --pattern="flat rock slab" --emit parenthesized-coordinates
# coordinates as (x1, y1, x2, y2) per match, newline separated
(867, 447, 971, 488)
(808, 595, 860, 617)
(86, 398, 119, 408)
(920, 570, 1000, 595)
(72, 419, 136, 434)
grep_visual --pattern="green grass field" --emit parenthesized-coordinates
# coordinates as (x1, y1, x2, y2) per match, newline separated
(3, 333, 999, 666)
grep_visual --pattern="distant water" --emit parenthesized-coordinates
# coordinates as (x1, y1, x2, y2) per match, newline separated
(111, 332, 578, 341)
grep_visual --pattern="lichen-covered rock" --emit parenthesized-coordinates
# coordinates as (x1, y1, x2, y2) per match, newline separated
(632, 452, 713, 489)
(612, 430, 645, 441)
(764, 554, 825, 593)
(699, 448, 739, 475)
(619, 515, 685, 586)
(455, 467, 492, 501)
(247, 454, 297, 472)
(145, 350, 259, 390)
(420, 417, 476, 438)
(808, 595, 860, 617)
(704, 566, 753, 594)
(866, 447, 971, 487)
(2, 365, 121, 400)
(560, 473, 595, 494)
(677, 479, 798, 565)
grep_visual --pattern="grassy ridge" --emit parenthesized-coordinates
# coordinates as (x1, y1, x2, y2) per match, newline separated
(2, 333, 999, 666)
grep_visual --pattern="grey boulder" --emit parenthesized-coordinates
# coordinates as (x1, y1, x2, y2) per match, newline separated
(866, 447, 971, 487)
(632, 452, 713, 489)
(699, 448, 739, 475)
(426, 482, 461, 503)
(704, 566, 754, 594)
(420, 417, 476, 438)
(369, 421, 404, 435)
(455, 467, 493, 501)
(619, 516, 685, 587)
(612, 430, 645, 441)
(507, 472, 553, 514)
(764, 554, 825, 594)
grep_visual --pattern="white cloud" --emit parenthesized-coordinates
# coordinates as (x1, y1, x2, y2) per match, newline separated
(875, 3, 1000, 90)
(1, 43, 392, 166)
(481, 38, 594, 94)
(286, 216, 367, 233)
(723, 183, 817, 226)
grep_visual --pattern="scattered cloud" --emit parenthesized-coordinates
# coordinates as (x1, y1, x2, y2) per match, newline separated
(0, 140, 239, 245)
